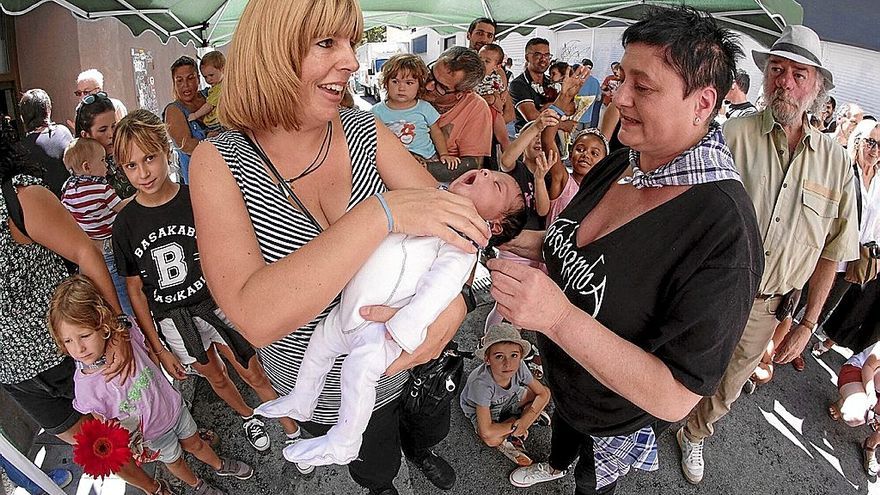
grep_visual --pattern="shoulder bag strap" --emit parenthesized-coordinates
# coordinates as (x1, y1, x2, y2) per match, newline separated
(241, 134, 324, 232)
(2, 179, 28, 237)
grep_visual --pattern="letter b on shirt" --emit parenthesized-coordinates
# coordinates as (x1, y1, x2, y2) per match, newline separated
(152, 243, 188, 288)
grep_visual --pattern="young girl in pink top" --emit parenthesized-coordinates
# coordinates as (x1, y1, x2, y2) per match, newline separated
(49, 275, 253, 495)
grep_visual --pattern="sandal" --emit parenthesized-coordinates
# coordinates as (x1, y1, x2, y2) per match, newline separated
(792, 355, 806, 372)
(828, 402, 841, 422)
(812, 341, 832, 357)
(151, 479, 177, 495)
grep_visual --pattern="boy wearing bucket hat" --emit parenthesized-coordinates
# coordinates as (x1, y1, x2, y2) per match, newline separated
(460, 323, 551, 467)
(678, 24, 858, 484)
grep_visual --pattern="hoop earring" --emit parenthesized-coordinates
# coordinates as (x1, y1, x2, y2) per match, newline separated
(103, 329, 112, 340)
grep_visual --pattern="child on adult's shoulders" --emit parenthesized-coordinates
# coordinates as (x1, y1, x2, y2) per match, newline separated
(460, 323, 551, 467)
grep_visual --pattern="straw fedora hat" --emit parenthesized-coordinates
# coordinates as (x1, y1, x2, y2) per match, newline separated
(752, 25, 834, 90)
(476, 323, 532, 361)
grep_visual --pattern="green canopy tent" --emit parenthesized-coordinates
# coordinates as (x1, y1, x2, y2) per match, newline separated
(0, 0, 802, 47)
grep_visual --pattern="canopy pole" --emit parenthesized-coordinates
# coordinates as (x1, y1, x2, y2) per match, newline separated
(0, 431, 65, 495)
(206, 0, 232, 46)
(110, 0, 169, 37)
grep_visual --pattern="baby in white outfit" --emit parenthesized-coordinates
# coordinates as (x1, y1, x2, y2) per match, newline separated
(256, 168, 526, 467)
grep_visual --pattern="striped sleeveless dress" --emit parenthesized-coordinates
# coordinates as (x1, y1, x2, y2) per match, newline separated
(210, 108, 408, 424)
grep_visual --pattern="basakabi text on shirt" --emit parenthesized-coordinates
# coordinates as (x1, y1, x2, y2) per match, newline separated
(545, 218, 606, 316)
(133, 225, 197, 258)
(152, 276, 207, 304)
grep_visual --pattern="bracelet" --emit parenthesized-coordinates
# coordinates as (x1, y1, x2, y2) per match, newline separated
(373, 192, 394, 233)
(800, 318, 817, 331)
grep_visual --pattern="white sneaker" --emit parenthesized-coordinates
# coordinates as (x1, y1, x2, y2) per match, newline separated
(509, 462, 565, 487)
(283, 436, 315, 475)
(676, 427, 704, 484)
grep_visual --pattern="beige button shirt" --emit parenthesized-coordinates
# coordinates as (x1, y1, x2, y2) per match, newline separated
(723, 108, 859, 296)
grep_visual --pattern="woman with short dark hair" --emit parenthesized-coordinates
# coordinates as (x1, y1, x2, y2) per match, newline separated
(18, 89, 72, 197)
(491, 6, 764, 493)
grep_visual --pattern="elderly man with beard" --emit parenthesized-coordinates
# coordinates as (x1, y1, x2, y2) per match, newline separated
(676, 25, 859, 485)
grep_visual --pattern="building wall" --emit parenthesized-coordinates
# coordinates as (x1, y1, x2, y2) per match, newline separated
(14, 2, 197, 128)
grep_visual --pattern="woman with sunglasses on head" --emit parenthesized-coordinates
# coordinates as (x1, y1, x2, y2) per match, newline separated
(811, 120, 880, 360)
(74, 92, 135, 198)
(163, 56, 209, 185)
(189, 1, 488, 494)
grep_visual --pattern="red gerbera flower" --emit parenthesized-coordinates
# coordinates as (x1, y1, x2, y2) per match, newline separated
(73, 418, 132, 479)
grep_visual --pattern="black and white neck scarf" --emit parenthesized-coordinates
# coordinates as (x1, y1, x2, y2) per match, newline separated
(618, 123, 741, 189)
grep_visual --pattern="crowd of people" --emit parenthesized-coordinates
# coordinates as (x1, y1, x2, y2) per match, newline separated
(1, 0, 878, 494)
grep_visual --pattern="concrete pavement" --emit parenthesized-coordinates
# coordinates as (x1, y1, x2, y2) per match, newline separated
(8, 299, 880, 495)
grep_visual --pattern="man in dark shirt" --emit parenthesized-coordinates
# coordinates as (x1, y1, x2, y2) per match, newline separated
(724, 70, 758, 120)
(509, 38, 575, 135)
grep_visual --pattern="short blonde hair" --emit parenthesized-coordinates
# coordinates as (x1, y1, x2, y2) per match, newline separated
(221, 0, 363, 132)
(380, 54, 429, 92)
(63, 137, 105, 174)
(201, 50, 226, 71)
(113, 109, 172, 165)
(48, 275, 127, 355)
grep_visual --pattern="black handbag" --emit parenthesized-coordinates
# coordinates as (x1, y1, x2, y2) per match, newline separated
(401, 342, 471, 415)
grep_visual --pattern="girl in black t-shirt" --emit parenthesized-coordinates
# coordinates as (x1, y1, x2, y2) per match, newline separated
(111, 109, 304, 458)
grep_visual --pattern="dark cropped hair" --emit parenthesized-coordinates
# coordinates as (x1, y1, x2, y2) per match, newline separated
(622, 6, 742, 115)
(468, 17, 497, 34)
(827, 95, 837, 111)
(74, 93, 115, 136)
(733, 70, 750, 94)
(436, 46, 485, 92)
(487, 197, 527, 249)
(525, 37, 549, 53)
(170, 55, 197, 75)
(19, 89, 52, 133)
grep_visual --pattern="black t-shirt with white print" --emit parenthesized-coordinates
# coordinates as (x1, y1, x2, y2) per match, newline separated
(540, 148, 764, 436)
(112, 185, 211, 313)
(507, 159, 547, 231)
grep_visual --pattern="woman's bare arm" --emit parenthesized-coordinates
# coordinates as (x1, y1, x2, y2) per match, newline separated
(165, 105, 198, 154)
(191, 131, 487, 348)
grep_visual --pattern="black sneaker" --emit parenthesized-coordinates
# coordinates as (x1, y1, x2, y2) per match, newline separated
(742, 378, 757, 395)
(410, 450, 455, 490)
(241, 416, 270, 452)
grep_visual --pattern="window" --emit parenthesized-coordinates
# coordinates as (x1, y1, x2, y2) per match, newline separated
(413, 35, 428, 54)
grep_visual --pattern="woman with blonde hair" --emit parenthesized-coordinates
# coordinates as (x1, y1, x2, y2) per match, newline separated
(189, 0, 488, 493)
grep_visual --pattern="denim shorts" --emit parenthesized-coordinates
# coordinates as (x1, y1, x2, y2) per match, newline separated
(146, 405, 199, 463)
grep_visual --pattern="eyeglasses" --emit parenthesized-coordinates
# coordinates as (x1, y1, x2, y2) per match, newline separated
(528, 52, 553, 60)
(863, 138, 880, 151)
(80, 91, 111, 105)
(74, 88, 100, 97)
(425, 63, 459, 97)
